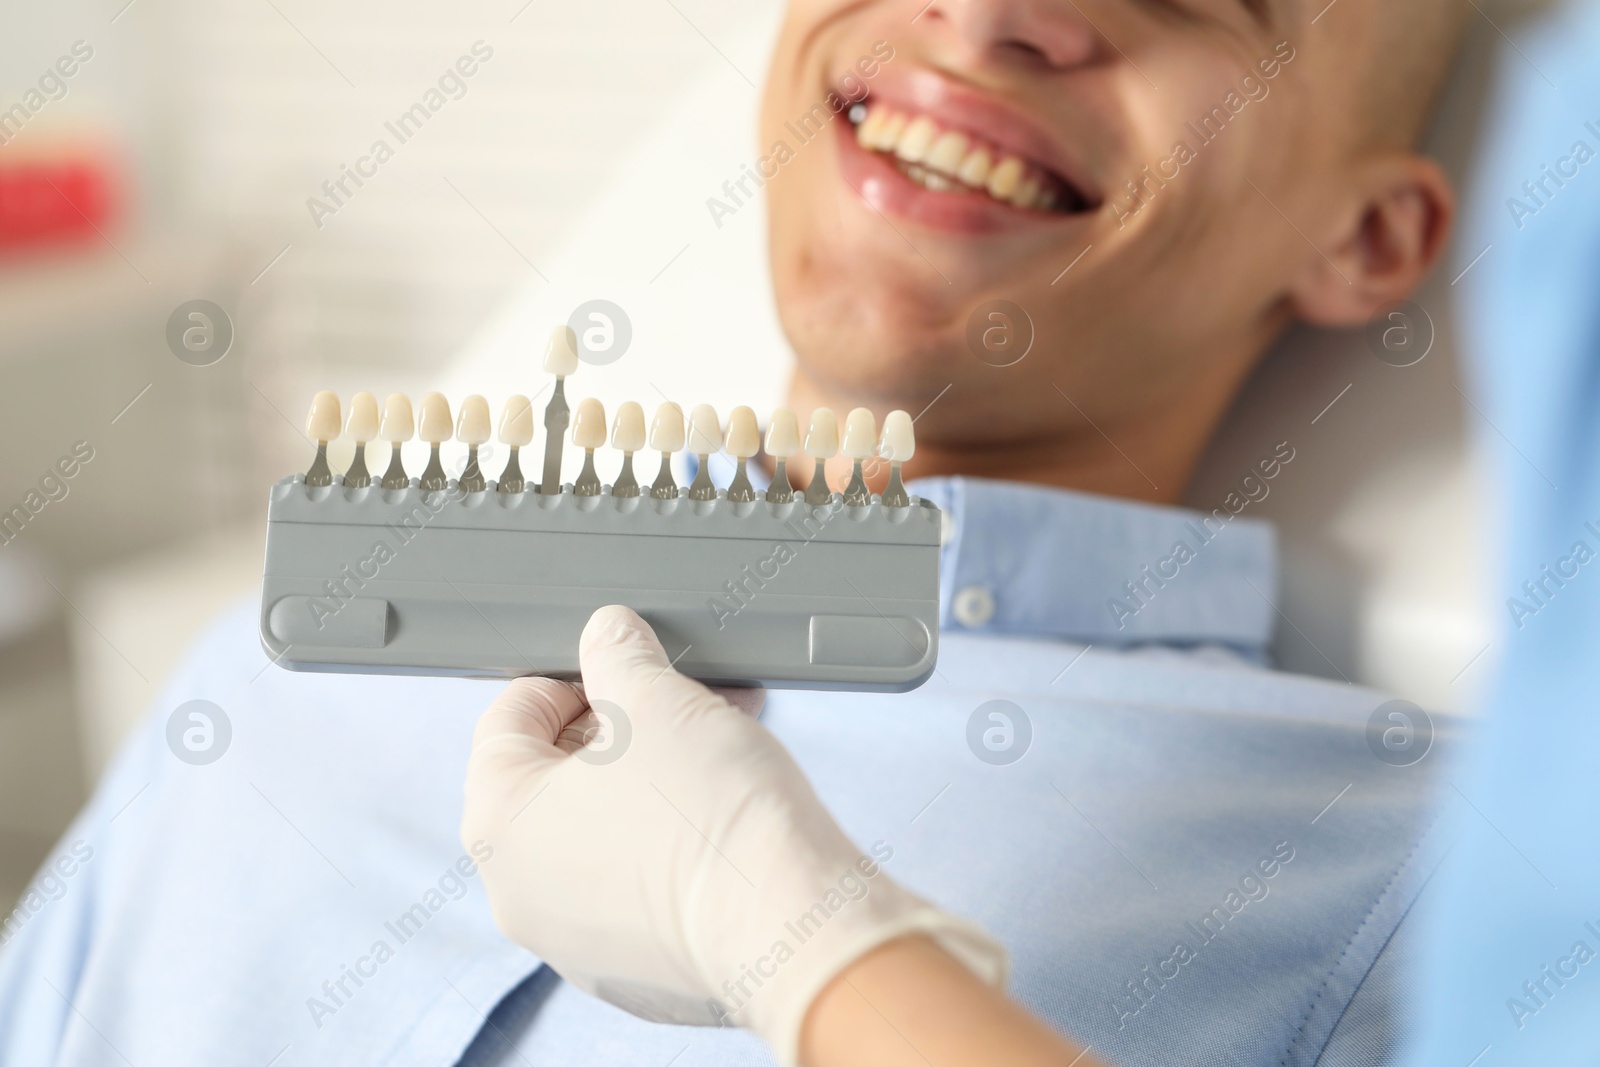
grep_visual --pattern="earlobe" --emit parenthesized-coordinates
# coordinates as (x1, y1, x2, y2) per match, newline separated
(1287, 154, 1455, 327)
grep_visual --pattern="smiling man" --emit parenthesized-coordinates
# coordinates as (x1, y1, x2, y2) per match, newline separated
(0, 2, 1470, 1066)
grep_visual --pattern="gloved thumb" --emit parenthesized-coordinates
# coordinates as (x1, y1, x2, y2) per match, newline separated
(579, 605, 731, 726)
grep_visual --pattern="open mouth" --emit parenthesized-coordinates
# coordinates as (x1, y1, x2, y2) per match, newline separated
(846, 99, 1094, 217)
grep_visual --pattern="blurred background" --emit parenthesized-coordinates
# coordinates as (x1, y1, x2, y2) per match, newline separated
(0, 0, 1545, 916)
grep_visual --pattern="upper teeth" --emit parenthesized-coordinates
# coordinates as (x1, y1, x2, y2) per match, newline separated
(853, 104, 1062, 213)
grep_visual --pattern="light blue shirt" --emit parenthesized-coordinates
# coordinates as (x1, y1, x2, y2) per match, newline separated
(0, 476, 1452, 1066)
(1406, 2, 1600, 1062)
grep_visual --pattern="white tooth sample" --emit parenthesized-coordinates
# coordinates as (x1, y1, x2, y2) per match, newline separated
(570, 397, 606, 496)
(956, 146, 993, 187)
(804, 408, 839, 458)
(879, 410, 915, 461)
(611, 400, 646, 452)
(855, 107, 886, 148)
(841, 408, 877, 459)
(1012, 174, 1042, 210)
(456, 394, 491, 445)
(305, 391, 341, 442)
(416, 393, 453, 490)
(418, 392, 453, 444)
(571, 397, 607, 449)
(649, 402, 685, 453)
(649, 401, 685, 499)
(723, 406, 760, 503)
(381, 393, 415, 442)
(378, 393, 415, 488)
(344, 391, 379, 443)
(496, 395, 534, 494)
(987, 156, 1025, 200)
(764, 406, 801, 503)
(302, 391, 340, 487)
(895, 116, 938, 163)
(498, 395, 534, 447)
(687, 404, 721, 456)
(803, 408, 838, 504)
(765, 407, 801, 458)
(925, 130, 969, 174)
(543, 325, 580, 377)
(839, 408, 877, 505)
(724, 406, 759, 458)
(871, 110, 907, 151)
(878, 409, 915, 507)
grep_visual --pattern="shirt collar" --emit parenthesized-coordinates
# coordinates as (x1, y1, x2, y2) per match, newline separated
(909, 476, 1278, 657)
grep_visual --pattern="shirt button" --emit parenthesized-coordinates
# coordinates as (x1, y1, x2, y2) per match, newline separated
(952, 585, 996, 628)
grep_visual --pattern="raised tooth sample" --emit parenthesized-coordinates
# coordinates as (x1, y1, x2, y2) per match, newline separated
(455, 394, 491, 493)
(417, 392, 453, 492)
(570, 397, 607, 497)
(925, 130, 969, 175)
(878, 409, 914, 508)
(956, 146, 993, 188)
(803, 408, 839, 506)
(497, 395, 534, 494)
(540, 326, 580, 495)
(895, 116, 937, 164)
(303, 391, 340, 487)
(764, 407, 800, 504)
(986, 156, 1025, 201)
(610, 400, 646, 498)
(649, 401, 685, 499)
(342, 391, 379, 488)
(379, 393, 415, 490)
(686, 404, 722, 501)
(723, 406, 759, 503)
(840, 407, 877, 506)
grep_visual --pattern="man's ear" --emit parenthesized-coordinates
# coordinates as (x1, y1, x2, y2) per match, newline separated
(1287, 154, 1455, 326)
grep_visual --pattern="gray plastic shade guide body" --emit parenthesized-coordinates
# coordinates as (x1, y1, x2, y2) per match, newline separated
(260, 476, 941, 691)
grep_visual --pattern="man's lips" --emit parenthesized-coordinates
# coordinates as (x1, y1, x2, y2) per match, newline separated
(846, 99, 1087, 214)
(843, 67, 1103, 216)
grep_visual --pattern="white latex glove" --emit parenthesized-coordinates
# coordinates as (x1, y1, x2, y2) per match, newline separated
(461, 605, 1006, 1065)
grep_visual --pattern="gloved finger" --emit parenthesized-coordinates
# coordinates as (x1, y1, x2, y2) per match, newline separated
(711, 687, 765, 717)
(578, 605, 732, 725)
(465, 677, 590, 801)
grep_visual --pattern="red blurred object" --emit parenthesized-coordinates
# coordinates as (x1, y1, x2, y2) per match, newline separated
(0, 155, 117, 251)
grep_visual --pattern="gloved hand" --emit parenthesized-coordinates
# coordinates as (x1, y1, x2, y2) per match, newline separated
(461, 605, 1006, 1065)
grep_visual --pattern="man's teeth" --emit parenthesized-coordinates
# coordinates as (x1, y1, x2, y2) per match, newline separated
(853, 103, 1062, 213)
